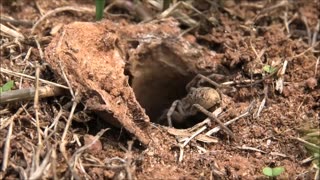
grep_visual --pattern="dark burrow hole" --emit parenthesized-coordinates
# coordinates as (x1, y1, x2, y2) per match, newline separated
(125, 46, 212, 128)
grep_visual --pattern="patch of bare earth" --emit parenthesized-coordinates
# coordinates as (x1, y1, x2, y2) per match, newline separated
(0, 0, 319, 179)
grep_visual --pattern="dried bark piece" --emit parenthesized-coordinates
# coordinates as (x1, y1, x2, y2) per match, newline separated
(45, 21, 150, 145)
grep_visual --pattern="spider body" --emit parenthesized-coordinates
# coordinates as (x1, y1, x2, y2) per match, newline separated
(180, 87, 221, 116)
(167, 86, 221, 126)
(164, 74, 235, 138)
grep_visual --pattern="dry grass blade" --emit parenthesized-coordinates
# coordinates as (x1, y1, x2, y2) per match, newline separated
(1, 116, 14, 172)
(29, 149, 52, 179)
(167, 108, 222, 143)
(315, 57, 319, 76)
(253, 97, 266, 118)
(237, 145, 267, 153)
(193, 104, 234, 139)
(205, 101, 254, 136)
(0, 23, 25, 40)
(182, 126, 207, 147)
(10, 163, 28, 179)
(275, 60, 288, 93)
(312, 21, 319, 46)
(1, 106, 25, 171)
(167, 128, 218, 143)
(1, 0, 318, 178)
(0, 68, 69, 89)
(70, 128, 109, 167)
(65, 129, 109, 178)
(111, 0, 153, 21)
(124, 140, 135, 180)
(291, 42, 319, 59)
(31, 6, 95, 34)
(158, 2, 198, 29)
(34, 64, 42, 146)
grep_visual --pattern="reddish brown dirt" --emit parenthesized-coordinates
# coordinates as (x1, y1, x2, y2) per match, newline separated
(0, 0, 319, 179)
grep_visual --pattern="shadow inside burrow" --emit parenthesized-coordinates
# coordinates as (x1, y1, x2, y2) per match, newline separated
(125, 44, 213, 128)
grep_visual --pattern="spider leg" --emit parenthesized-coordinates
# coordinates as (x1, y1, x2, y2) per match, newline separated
(186, 74, 221, 91)
(167, 100, 181, 127)
(207, 73, 226, 81)
(192, 104, 235, 139)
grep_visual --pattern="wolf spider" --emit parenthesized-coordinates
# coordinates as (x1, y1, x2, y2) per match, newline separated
(165, 74, 234, 138)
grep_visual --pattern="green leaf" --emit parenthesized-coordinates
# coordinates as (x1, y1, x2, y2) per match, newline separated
(272, 167, 285, 176)
(263, 65, 276, 73)
(262, 166, 285, 177)
(95, 0, 106, 21)
(0, 80, 14, 93)
(262, 167, 273, 177)
(300, 138, 320, 154)
(313, 153, 320, 169)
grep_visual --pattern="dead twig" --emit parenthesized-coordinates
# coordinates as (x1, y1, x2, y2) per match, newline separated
(254, 0, 289, 23)
(250, 39, 265, 65)
(34, 0, 45, 16)
(193, 104, 234, 139)
(111, 0, 153, 21)
(51, 145, 58, 180)
(19, 47, 33, 89)
(315, 56, 319, 77)
(236, 67, 280, 88)
(205, 101, 254, 136)
(0, 108, 10, 115)
(178, 144, 184, 163)
(167, 127, 218, 144)
(2, 117, 14, 172)
(30, 63, 44, 175)
(253, 86, 268, 119)
(69, 129, 109, 171)
(106, 140, 136, 179)
(10, 163, 28, 179)
(0, 86, 67, 104)
(182, 126, 207, 147)
(124, 140, 134, 180)
(282, 11, 290, 34)
(29, 149, 52, 179)
(57, 58, 82, 179)
(275, 60, 288, 93)
(301, 15, 312, 45)
(34, 37, 44, 60)
(34, 64, 42, 146)
(312, 21, 319, 47)
(59, 95, 79, 179)
(237, 145, 266, 154)
(0, 16, 33, 27)
(170, 108, 221, 163)
(270, 152, 287, 158)
(291, 42, 319, 59)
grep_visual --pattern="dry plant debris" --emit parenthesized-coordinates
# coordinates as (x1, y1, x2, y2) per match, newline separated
(0, 0, 319, 179)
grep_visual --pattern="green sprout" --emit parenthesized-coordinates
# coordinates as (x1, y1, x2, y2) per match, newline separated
(95, 0, 106, 21)
(297, 128, 320, 179)
(262, 166, 285, 179)
(263, 65, 277, 74)
(0, 80, 14, 93)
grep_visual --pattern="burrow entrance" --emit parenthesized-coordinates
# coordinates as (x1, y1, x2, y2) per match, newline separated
(127, 45, 196, 125)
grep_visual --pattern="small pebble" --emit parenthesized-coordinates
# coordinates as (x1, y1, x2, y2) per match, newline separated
(306, 77, 317, 89)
